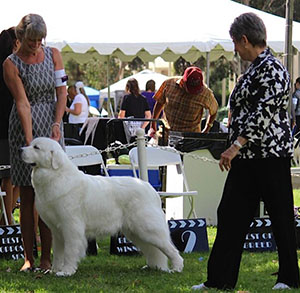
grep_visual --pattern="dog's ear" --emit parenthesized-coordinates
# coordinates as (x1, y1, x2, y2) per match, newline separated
(51, 150, 64, 170)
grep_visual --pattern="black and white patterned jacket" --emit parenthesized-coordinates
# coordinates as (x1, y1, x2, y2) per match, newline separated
(229, 48, 293, 159)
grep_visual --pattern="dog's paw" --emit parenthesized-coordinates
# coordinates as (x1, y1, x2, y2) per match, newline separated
(172, 258, 184, 273)
(55, 271, 75, 277)
(142, 264, 171, 273)
(171, 266, 183, 273)
(160, 267, 172, 273)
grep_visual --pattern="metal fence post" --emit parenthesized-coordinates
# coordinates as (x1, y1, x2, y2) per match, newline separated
(136, 128, 148, 182)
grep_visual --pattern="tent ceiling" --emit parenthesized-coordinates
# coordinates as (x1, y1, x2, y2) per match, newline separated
(51, 41, 299, 64)
(51, 41, 236, 63)
(2, 0, 300, 63)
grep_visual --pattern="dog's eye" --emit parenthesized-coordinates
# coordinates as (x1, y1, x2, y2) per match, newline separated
(33, 145, 40, 150)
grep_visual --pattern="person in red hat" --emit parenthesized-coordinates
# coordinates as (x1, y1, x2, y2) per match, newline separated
(149, 66, 218, 140)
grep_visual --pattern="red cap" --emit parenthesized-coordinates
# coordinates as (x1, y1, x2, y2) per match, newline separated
(183, 66, 204, 94)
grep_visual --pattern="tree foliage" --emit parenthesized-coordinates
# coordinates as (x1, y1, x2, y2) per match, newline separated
(233, 0, 300, 21)
(173, 56, 206, 75)
(64, 56, 147, 90)
(64, 57, 120, 90)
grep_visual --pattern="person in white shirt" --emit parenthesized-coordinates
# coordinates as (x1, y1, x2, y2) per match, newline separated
(66, 82, 90, 124)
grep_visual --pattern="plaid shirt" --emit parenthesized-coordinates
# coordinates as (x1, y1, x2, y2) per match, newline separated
(153, 77, 218, 132)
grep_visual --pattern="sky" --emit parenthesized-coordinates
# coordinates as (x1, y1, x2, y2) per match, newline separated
(1, 0, 300, 44)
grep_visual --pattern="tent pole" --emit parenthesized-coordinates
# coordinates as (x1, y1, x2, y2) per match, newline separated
(284, 0, 294, 118)
(298, 52, 300, 78)
(106, 55, 113, 117)
(221, 78, 226, 107)
(168, 62, 172, 76)
(284, 0, 294, 76)
(206, 52, 210, 87)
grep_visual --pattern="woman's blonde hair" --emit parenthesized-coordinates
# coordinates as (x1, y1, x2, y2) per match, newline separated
(15, 14, 47, 42)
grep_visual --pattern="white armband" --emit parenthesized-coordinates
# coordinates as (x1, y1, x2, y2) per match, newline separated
(55, 69, 68, 87)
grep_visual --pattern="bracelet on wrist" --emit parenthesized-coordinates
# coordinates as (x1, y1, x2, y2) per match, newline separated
(52, 122, 60, 128)
(233, 139, 243, 149)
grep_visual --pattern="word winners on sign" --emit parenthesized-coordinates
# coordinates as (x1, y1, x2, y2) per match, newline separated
(168, 218, 209, 252)
(0, 225, 24, 260)
(110, 233, 140, 256)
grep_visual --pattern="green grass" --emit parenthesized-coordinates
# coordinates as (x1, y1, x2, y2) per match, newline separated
(0, 192, 299, 292)
(2, 230, 300, 293)
(294, 189, 300, 207)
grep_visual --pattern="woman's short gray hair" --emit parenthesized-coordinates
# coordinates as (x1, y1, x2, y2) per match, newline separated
(229, 12, 266, 47)
(16, 14, 47, 42)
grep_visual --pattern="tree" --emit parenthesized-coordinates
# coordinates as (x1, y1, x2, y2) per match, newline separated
(173, 56, 206, 75)
(64, 56, 147, 90)
(64, 59, 84, 85)
(233, 0, 300, 22)
(64, 57, 120, 90)
(119, 57, 147, 81)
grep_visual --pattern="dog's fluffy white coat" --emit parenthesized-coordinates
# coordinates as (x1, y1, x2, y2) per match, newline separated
(21, 137, 183, 276)
(293, 137, 300, 166)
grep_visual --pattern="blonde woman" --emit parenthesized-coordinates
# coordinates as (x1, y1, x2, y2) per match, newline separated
(3, 14, 67, 272)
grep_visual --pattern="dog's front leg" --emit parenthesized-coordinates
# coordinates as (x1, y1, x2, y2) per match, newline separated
(56, 224, 87, 277)
(52, 230, 65, 273)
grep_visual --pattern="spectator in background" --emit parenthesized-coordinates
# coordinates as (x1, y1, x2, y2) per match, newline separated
(0, 27, 20, 225)
(149, 66, 218, 139)
(62, 87, 72, 123)
(141, 79, 163, 133)
(141, 79, 156, 114)
(118, 78, 151, 130)
(292, 77, 300, 136)
(66, 81, 90, 124)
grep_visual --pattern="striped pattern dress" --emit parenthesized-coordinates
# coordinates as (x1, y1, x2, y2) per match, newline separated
(8, 46, 64, 186)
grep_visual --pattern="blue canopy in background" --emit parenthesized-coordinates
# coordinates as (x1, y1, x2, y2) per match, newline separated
(84, 86, 100, 108)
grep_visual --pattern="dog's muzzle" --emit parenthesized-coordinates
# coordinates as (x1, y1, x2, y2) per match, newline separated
(20, 147, 36, 166)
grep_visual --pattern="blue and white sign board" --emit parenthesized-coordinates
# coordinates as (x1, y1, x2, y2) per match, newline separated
(110, 218, 209, 255)
(243, 217, 300, 252)
(110, 234, 140, 256)
(244, 218, 276, 252)
(168, 218, 209, 252)
(0, 225, 24, 260)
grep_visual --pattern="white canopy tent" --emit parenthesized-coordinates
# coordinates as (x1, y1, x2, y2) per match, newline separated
(99, 69, 169, 113)
(100, 69, 168, 97)
(2, 0, 300, 106)
(2, 0, 300, 62)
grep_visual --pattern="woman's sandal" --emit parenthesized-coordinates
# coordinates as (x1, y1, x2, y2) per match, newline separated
(33, 267, 51, 275)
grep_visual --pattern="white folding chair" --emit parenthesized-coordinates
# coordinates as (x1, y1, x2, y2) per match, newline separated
(129, 146, 197, 218)
(65, 145, 109, 176)
(0, 188, 9, 225)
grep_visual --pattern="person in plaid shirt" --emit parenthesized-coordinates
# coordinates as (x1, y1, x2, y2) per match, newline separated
(149, 66, 218, 137)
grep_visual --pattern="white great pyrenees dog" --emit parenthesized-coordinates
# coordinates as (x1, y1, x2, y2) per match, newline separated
(21, 137, 183, 277)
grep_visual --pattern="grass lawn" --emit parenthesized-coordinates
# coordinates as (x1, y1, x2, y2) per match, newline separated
(294, 189, 300, 207)
(0, 191, 299, 292)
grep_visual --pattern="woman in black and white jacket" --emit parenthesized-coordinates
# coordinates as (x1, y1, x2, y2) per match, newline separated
(192, 13, 299, 291)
